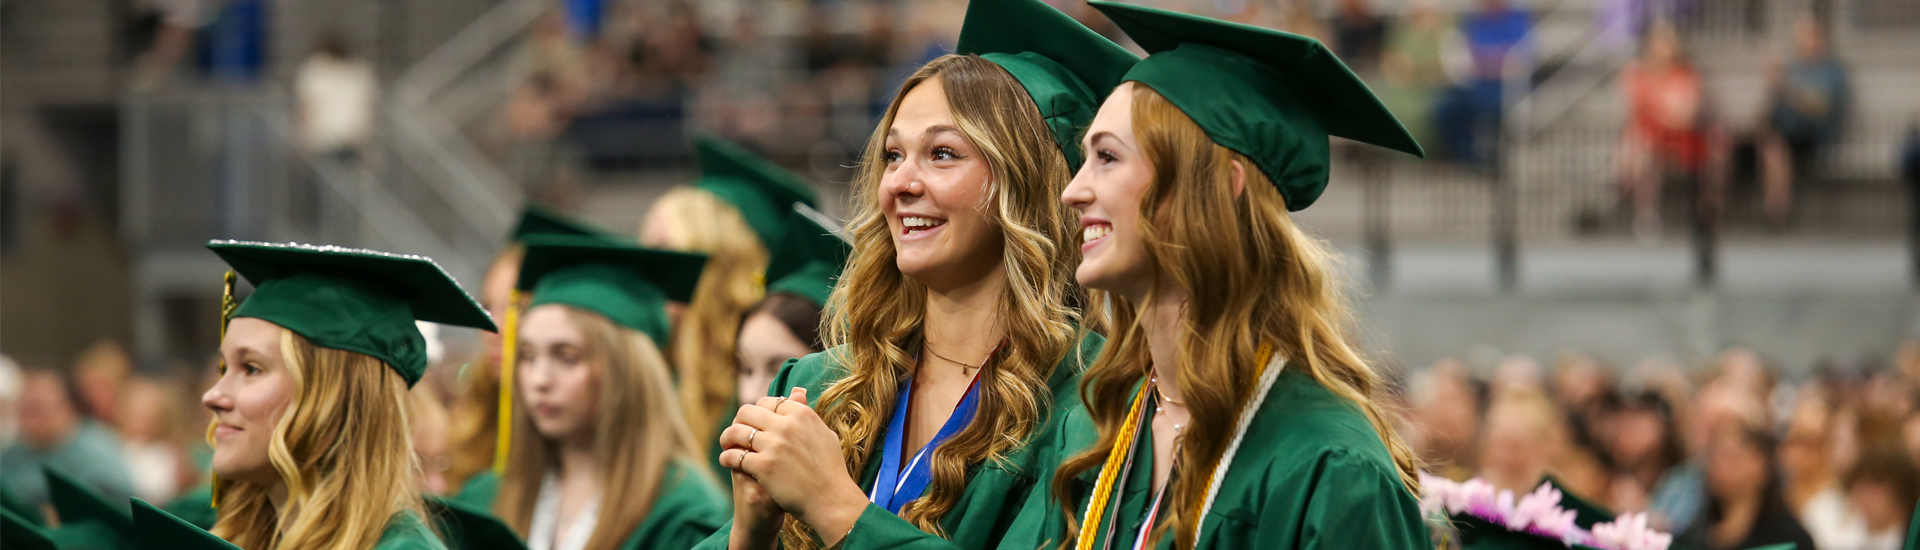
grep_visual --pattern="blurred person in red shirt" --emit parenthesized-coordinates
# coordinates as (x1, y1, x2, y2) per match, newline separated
(1614, 19, 1725, 243)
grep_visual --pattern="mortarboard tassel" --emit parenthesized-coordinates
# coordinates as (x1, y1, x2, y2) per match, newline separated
(492, 289, 523, 475)
(210, 271, 238, 509)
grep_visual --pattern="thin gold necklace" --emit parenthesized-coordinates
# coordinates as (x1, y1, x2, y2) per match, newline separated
(925, 344, 988, 371)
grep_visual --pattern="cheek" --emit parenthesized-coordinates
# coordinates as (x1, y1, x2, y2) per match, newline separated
(239, 375, 295, 427)
(559, 365, 598, 409)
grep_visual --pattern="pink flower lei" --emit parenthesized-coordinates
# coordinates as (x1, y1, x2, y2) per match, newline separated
(1418, 473, 1673, 550)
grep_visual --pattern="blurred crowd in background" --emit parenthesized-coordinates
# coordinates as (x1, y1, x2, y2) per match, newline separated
(1404, 341, 1920, 550)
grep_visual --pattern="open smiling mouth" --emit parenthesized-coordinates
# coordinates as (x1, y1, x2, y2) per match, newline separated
(902, 216, 947, 236)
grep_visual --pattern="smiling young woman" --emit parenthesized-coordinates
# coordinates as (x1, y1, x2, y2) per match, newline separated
(1047, 3, 1430, 550)
(694, 1, 1134, 549)
(195, 241, 497, 550)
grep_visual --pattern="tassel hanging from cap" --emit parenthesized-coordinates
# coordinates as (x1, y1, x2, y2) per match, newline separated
(210, 271, 238, 509)
(492, 289, 523, 475)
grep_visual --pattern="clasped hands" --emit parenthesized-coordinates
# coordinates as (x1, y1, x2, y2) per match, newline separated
(718, 387, 871, 549)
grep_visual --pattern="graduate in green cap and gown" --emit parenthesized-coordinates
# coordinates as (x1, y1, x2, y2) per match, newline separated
(732, 208, 852, 406)
(695, 1, 1128, 548)
(2, 468, 139, 550)
(445, 205, 629, 507)
(639, 134, 824, 475)
(1037, 3, 1429, 549)
(483, 235, 728, 550)
(170, 241, 498, 550)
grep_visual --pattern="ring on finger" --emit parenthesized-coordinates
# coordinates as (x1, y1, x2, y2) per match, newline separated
(746, 428, 759, 452)
(735, 449, 750, 470)
(772, 396, 790, 413)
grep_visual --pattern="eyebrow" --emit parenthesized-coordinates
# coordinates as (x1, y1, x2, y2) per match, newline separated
(1084, 130, 1119, 150)
(886, 124, 963, 141)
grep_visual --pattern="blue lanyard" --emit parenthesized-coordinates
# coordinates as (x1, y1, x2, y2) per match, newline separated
(868, 369, 982, 514)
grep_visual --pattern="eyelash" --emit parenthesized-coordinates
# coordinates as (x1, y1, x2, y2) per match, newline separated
(882, 147, 964, 163)
(1097, 149, 1117, 164)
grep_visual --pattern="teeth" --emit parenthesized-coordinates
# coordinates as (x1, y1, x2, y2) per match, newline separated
(903, 216, 943, 228)
(1082, 225, 1111, 243)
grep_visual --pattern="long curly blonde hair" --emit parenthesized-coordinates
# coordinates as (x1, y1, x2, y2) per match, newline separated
(784, 53, 1083, 546)
(210, 329, 428, 550)
(642, 187, 769, 455)
(1052, 83, 1421, 550)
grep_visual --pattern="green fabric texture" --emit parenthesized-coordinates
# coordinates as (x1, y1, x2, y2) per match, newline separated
(129, 498, 240, 550)
(763, 210, 851, 308)
(689, 332, 1107, 550)
(1025, 367, 1429, 550)
(372, 511, 449, 550)
(1450, 514, 1605, 550)
(692, 132, 819, 269)
(509, 204, 620, 242)
(427, 495, 525, 550)
(159, 485, 216, 530)
(956, 0, 1138, 169)
(1087, 1, 1424, 211)
(516, 235, 709, 347)
(44, 468, 135, 548)
(443, 462, 727, 550)
(211, 241, 497, 386)
(2, 507, 58, 550)
(3, 481, 46, 526)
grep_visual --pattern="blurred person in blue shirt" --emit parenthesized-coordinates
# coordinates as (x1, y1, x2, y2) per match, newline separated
(1756, 13, 1850, 227)
(0, 367, 133, 507)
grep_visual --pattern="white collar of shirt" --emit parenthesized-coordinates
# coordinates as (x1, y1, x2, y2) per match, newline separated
(528, 472, 600, 550)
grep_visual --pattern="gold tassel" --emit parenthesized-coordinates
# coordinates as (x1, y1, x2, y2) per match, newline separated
(492, 289, 523, 475)
(211, 271, 237, 509)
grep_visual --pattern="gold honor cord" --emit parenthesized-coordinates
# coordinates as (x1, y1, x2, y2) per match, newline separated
(1074, 344, 1274, 550)
(210, 271, 239, 509)
(492, 289, 523, 475)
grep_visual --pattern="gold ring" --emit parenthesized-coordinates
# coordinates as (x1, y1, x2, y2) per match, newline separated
(735, 450, 750, 470)
(772, 396, 790, 413)
(746, 428, 759, 452)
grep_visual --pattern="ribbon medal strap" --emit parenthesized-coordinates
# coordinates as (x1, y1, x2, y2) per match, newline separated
(868, 371, 983, 514)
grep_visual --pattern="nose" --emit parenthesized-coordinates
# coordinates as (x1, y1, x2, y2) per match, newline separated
(203, 371, 234, 413)
(880, 161, 924, 203)
(1062, 167, 1094, 212)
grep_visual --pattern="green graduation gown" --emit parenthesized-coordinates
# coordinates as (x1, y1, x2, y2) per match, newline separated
(691, 332, 1106, 550)
(374, 512, 450, 550)
(449, 461, 729, 550)
(1044, 367, 1429, 550)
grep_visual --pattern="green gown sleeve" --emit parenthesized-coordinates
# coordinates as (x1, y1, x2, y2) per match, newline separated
(451, 471, 501, 510)
(618, 462, 731, 550)
(371, 512, 449, 550)
(160, 485, 217, 530)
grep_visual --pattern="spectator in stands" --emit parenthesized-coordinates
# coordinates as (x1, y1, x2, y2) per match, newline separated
(1607, 392, 1686, 512)
(117, 376, 199, 504)
(1778, 382, 1868, 550)
(1480, 390, 1561, 494)
(1614, 20, 1726, 243)
(71, 339, 131, 429)
(1330, 0, 1387, 73)
(1433, 0, 1532, 164)
(1677, 421, 1818, 550)
(127, 0, 206, 89)
(1838, 449, 1916, 550)
(1408, 359, 1488, 481)
(293, 31, 378, 164)
(1651, 380, 1765, 532)
(0, 368, 133, 506)
(1379, 0, 1464, 154)
(1756, 13, 1851, 227)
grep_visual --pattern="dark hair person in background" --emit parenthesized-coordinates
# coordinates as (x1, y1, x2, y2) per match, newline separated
(1678, 422, 1817, 550)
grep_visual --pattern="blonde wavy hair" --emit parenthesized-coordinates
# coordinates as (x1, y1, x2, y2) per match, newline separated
(493, 305, 706, 550)
(785, 53, 1083, 546)
(209, 329, 428, 550)
(644, 186, 768, 453)
(1052, 84, 1422, 550)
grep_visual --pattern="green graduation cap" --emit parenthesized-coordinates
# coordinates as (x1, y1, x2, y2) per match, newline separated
(129, 498, 240, 550)
(426, 496, 528, 550)
(957, 0, 1139, 169)
(764, 204, 852, 308)
(509, 204, 621, 242)
(210, 241, 498, 387)
(3, 482, 45, 526)
(44, 468, 134, 543)
(692, 133, 819, 259)
(2, 507, 58, 550)
(1087, 1, 1424, 211)
(516, 235, 710, 347)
